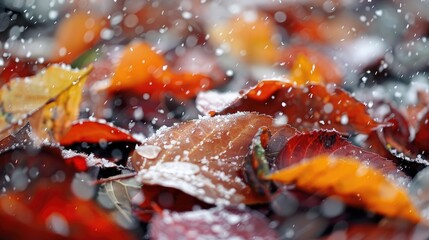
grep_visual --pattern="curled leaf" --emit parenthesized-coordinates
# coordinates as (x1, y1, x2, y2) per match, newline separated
(132, 112, 296, 206)
(267, 155, 421, 223)
(219, 80, 385, 135)
(0, 65, 92, 141)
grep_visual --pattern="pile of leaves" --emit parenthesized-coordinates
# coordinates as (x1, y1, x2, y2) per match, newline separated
(1, 0, 429, 239)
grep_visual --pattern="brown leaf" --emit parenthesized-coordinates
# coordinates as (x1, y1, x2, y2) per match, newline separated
(131, 112, 296, 206)
(218, 80, 385, 135)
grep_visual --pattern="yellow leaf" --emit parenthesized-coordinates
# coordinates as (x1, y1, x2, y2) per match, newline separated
(0, 65, 92, 141)
(289, 54, 324, 86)
(266, 155, 421, 223)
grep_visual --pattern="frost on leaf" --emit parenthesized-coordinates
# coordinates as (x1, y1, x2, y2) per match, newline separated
(150, 207, 278, 240)
(132, 112, 296, 207)
(0, 65, 92, 141)
(218, 80, 385, 135)
(267, 155, 421, 223)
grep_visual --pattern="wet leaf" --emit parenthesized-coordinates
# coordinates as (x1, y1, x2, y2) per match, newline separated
(267, 155, 421, 222)
(132, 112, 296, 206)
(60, 119, 139, 146)
(276, 130, 408, 185)
(0, 65, 92, 141)
(150, 207, 278, 240)
(219, 80, 385, 134)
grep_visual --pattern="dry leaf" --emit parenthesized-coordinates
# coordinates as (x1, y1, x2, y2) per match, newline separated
(0, 65, 92, 141)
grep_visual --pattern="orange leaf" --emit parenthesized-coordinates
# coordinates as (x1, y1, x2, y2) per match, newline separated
(108, 42, 212, 99)
(266, 155, 421, 223)
(109, 42, 168, 95)
(52, 12, 107, 64)
(289, 54, 324, 85)
(60, 119, 139, 146)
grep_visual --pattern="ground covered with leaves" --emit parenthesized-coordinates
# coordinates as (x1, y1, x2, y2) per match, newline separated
(1, 0, 429, 239)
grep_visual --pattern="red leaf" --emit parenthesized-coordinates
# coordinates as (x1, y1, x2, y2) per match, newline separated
(276, 130, 408, 184)
(60, 119, 139, 146)
(0, 181, 135, 239)
(150, 208, 278, 240)
(219, 81, 385, 135)
(413, 109, 429, 152)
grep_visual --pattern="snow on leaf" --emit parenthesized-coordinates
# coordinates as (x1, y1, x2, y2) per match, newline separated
(219, 80, 386, 135)
(150, 207, 278, 240)
(131, 112, 296, 206)
(0, 65, 92, 142)
(266, 155, 421, 223)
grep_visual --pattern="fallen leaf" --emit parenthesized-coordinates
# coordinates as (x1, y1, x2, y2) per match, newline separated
(150, 207, 278, 240)
(276, 130, 408, 185)
(219, 80, 385, 134)
(132, 112, 296, 206)
(209, 11, 280, 64)
(60, 119, 139, 146)
(0, 65, 92, 141)
(108, 41, 212, 99)
(100, 178, 142, 227)
(289, 54, 324, 85)
(267, 155, 421, 223)
(51, 12, 107, 64)
(0, 181, 136, 239)
(280, 45, 343, 85)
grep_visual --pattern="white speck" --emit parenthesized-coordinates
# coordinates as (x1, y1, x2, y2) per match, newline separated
(182, 11, 192, 19)
(375, 10, 383, 16)
(340, 114, 349, 125)
(323, 103, 334, 114)
(46, 213, 69, 236)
